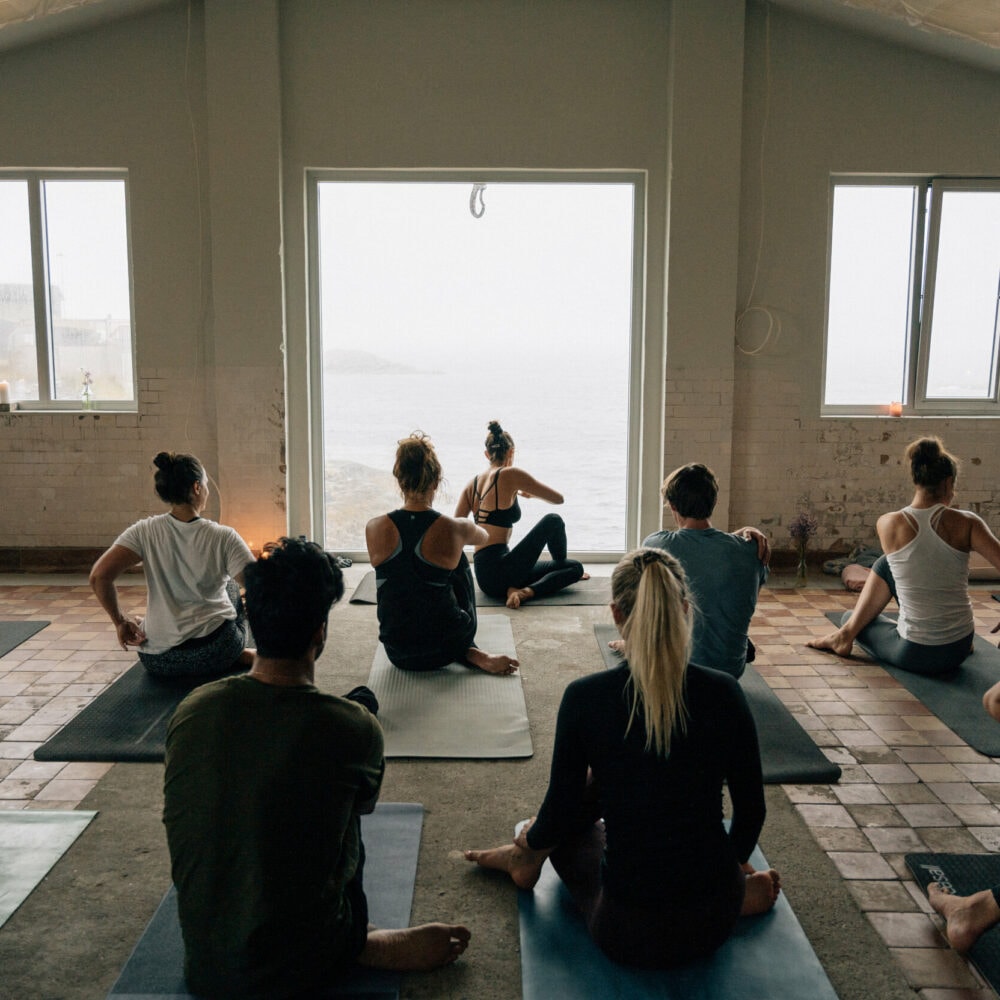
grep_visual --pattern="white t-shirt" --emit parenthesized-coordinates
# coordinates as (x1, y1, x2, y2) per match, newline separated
(115, 514, 254, 654)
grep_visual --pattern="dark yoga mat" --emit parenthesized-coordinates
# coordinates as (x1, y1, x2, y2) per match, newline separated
(907, 852, 1000, 995)
(594, 624, 841, 785)
(0, 620, 49, 657)
(520, 838, 838, 1000)
(34, 661, 246, 763)
(824, 610, 1000, 756)
(351, 569, 610, 607)
(108, 802, 423, 999)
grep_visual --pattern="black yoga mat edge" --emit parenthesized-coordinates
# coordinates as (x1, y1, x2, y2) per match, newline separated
(0, 620, 50, 657)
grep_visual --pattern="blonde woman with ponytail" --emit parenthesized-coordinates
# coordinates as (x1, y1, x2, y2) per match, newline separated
(465, 548, 779, 968)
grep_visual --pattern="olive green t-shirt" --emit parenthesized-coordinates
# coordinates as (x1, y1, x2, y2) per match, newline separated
(163, 674, 385, 999)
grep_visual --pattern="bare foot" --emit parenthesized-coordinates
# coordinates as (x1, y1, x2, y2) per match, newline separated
(506, 587, 535, 609)
(806, 630, 855, 657)
(741, 869, 781, 915)
(929, 882, 1000, 954)
(464, 842, 549, 890)
(467, 648, 519, 675)
(358, 923, 471, 971)
(607, 638, 625, 655)
(581, 572, 591, 581)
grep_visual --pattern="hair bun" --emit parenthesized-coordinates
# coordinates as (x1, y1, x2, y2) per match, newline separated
(153, 451, 172, 470)
(487, 420, 503, 437)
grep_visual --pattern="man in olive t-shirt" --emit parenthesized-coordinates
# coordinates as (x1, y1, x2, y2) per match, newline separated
(163, 538, 470, 999)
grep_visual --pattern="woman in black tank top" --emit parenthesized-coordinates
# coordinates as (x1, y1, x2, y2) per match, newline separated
(456, 420, 587, 608)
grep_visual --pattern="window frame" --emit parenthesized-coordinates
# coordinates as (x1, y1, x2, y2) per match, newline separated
(2, 169, 137, 413)
(821, 175, 1000, 418)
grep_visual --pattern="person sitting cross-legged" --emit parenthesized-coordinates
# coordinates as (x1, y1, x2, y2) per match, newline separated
(163, 537, 470, 999)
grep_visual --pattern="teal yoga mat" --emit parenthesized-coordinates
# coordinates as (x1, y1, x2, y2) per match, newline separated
(34, 661, 247, 763)
(824, 610, 1000, 756)
(594, 625, 840, 785)
(520, 839, 837, 1000)
(0, 620, 49, 657)
(906, 852, 1000, 996)
(107, 802, 423, 999)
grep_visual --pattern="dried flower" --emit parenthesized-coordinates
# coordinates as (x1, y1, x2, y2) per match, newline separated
(81, 369, 93, 389)
(789, 511, 819, 543)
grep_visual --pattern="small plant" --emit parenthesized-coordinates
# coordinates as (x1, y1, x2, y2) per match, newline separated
(788, 511, 819, 545)
(81, 369, 93, 409)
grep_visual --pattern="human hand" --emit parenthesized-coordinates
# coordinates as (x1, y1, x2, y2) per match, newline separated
(114, 616, 146, 650)
(735, 526, 771, 565)
(993, 621, 1000, 647)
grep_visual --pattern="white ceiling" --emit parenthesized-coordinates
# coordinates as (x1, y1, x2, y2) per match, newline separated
(0, 0, 997, 71)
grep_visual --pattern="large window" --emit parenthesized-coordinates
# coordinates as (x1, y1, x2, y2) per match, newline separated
(308, 172, 643, 556)
(823, 178, 1000, 415)
(0, 173, 135, 410)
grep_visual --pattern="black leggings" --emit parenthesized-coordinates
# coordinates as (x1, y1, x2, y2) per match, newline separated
(473, 513, 584, 600)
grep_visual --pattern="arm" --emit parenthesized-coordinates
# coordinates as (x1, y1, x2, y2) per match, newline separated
(89, 544, 147, 650)
(508, 469, 564, 505)
(733, 526, 771, 566)
(454, 480, 475, 519)
(723, 680, 766, 863)
(455, 516, 489, 548)
(353, 715, 386, 816)
(969, 513, 1000, 573)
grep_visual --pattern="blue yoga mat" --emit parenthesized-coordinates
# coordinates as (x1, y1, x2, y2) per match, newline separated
(824, 610, 1000, 756)
(520, 840, 837, 999)
(107, 802, 423, 999)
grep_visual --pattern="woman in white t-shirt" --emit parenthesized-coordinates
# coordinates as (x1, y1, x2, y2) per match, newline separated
(90, 452, 255, 677)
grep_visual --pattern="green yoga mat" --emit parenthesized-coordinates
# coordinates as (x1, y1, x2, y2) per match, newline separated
(520, 838, 837, 999)
(350, 569, 610, 606)
(906, 852, 1000, 996)
(824, 611, 1000, 756)
(34, 661, 247, 763)
(594, 625, 840, 785)
(107, 802, 423, 999)
(0, 620, 49, 657)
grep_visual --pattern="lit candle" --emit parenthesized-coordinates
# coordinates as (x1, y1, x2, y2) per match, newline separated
(0, 381, 9, 405)
(889, 401, 902, 417)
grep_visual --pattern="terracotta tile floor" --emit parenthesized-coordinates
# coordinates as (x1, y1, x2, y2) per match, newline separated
(2, 574, 1000, 995)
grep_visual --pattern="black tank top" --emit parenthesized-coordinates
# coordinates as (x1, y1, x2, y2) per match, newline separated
(473, 470, 521, 528)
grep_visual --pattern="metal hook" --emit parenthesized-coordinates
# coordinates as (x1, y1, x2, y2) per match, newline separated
(470, 183, 486, 219)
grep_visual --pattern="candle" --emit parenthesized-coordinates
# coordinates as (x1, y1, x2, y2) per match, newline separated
(889, 401, 902, 417)
(0, 381, 8, 405)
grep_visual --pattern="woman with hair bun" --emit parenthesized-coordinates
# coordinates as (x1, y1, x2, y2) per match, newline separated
(366, 432, 519, 675)
(465, 548, 778, 967)
(810, 436, 1000, 675)
(456, 420, 587, 609)
(90, 452, 255, 676)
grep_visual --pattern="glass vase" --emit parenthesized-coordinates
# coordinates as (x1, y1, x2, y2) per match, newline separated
(794, 544, 808, 588)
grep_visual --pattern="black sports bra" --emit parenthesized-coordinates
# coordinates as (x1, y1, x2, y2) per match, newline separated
(472, 470, 521, 529)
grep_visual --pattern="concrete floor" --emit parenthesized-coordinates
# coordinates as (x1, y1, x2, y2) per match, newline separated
(1, 568, 997, 998)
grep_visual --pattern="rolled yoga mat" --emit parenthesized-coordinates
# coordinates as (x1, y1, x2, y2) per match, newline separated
(519, 838, 838, 1000)
(594, 624, 841, 785)
(0, 620, 49, 657)
(350, 569, 610, 607)
(34, 661, 247, 763)
(824, 610, 1000, 757)
(367, 615, 532, 758)
(107, 802, 424, 999)
(906, 852, 1000, 997)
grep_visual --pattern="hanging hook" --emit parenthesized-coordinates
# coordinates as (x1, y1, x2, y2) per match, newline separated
(470, 183, 486, 219)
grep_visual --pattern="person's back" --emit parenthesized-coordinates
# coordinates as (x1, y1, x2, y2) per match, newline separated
(164, 674, 383, 999)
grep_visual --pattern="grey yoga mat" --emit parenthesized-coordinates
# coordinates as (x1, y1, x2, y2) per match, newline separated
(519, 839, 838, 1000)
(594, 624, 841, 785)
(107, 802, 423, 999)
(350, 569, 610, 606)
(824, 610, 1000, 756)
(367, 615, 532, 758)
(0, 620, 49, 657)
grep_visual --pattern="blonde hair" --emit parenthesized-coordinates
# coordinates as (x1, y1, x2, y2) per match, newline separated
(611, 548, 692, 756)
(393, 431, 442, 497)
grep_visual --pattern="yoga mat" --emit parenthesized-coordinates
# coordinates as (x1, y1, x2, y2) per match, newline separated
(0, 620, 49, 657)
(520, 840, 838, 1000)
(368, 615, 532, 758)
(34, 661, 246, 763)
(824, 611, 1000, 756)
(906, 852, 1000, 996)
(350, 569, 610, 607)
(0, 810, 96, 929)
(108, 802, 423, 999)
(594, 624, 840, 785)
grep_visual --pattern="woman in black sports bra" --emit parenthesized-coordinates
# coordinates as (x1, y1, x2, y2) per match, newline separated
(456, 420, 587, 609)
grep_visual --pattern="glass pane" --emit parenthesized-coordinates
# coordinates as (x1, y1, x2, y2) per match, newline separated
(317, 181, 634, 551)
(824, 185, 915, 406)
(0, 181, 39, 403)
(43, 179, 134, 402)
(924, 189, 1000, 399)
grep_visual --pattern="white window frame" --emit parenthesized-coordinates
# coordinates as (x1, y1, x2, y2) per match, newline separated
(821, 175, 1000, 418)
(303, 168, 648, 561)
(2, 169, 137, 412)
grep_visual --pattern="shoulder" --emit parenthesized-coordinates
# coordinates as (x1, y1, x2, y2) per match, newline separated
(563, 665, 628, 705)
(641, 530, 676, 549)
(686, 662, 743, 700)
